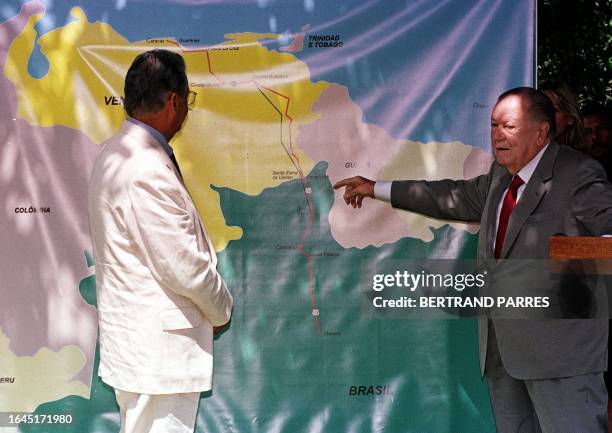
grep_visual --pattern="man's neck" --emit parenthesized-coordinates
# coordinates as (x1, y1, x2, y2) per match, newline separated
(132, 114, 173, 142)
(512, 142, 550, 184)
(128, 117, 174, 158)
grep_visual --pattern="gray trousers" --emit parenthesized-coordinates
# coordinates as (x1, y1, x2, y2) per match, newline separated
(485, 322, 608, 433)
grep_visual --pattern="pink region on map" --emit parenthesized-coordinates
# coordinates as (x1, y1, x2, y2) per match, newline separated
(463, 147, 493, 180)
(298, 84, 493, 248)
(0, 1, 99, 385)
(280, 24, 310, 52)
(297, 84, 411, 248)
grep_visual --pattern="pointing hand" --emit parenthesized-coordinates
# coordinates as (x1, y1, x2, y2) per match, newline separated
(333, 176, 375, 208)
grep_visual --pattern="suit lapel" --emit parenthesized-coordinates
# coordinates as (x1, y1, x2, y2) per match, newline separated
(481, 168, 511, 260)
(499, 143, 558, 258)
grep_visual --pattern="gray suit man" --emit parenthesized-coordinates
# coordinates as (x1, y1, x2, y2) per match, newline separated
(334, 87, 612, 433)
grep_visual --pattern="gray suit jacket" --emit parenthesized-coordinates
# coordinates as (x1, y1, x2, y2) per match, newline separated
(390, 142, 612, 379)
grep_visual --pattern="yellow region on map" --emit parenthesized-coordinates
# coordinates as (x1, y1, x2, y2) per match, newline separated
(5, 8, 328, 250)
(0, 328, 89, 412)
(176, 33, 327, 250)
(4, 8, 131, 144)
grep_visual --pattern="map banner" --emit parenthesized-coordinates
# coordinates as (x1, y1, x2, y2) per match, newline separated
(0, 1, 534, 431)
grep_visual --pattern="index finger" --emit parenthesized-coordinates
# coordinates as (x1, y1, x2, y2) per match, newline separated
(333, 177, 358, 189)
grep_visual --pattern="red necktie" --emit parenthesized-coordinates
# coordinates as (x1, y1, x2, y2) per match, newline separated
(495, 175, 524, 258)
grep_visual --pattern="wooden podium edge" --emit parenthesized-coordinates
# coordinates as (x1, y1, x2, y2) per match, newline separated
(549, 236, 612, 260)
(549, 236, 612, 274)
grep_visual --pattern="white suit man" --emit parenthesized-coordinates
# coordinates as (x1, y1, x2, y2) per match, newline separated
(88, 49, 233, 433)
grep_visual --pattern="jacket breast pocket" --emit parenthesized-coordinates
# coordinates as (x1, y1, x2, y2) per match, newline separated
(160, 307, 203, 331)
(525, 211, 555, 223)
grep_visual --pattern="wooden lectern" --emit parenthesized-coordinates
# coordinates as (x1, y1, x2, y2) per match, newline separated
(551, 236, 612, 429)
(549, 236, 612, 273)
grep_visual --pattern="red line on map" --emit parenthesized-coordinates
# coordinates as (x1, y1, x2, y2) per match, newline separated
(168, 39, 323, 335)
(205, 51, 224, 84)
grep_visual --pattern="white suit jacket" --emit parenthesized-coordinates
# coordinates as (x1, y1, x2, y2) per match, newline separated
(88, 120, 233, 394)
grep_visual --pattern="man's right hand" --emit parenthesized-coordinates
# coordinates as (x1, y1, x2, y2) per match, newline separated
(333, 176, 375, 208)
(213, 322, 230, 335)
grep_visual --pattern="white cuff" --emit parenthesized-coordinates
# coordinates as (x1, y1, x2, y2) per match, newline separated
(374, 181, 392, 202)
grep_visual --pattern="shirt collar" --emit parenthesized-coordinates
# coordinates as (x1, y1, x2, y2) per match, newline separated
(516, 142, 549, 184)
(127, 117, 173, 158)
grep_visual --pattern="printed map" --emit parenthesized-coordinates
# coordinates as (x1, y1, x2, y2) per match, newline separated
(0, 1, 533, 431)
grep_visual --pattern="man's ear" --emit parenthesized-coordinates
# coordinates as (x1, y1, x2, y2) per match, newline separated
(538, 122, 550, 144)
(167, 92, 178, 112)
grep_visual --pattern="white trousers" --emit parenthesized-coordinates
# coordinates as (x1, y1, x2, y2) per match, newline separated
(115, 389, 200, 433)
